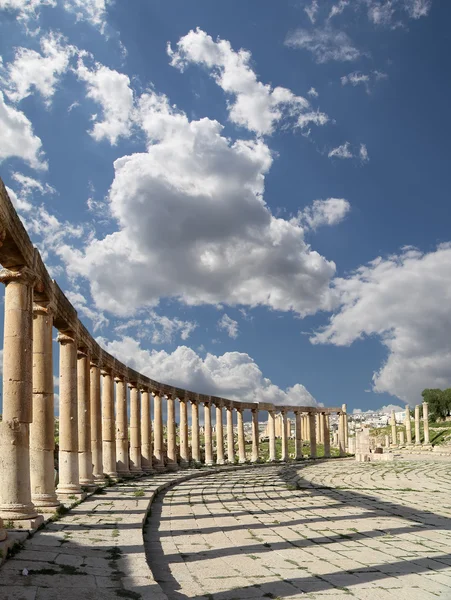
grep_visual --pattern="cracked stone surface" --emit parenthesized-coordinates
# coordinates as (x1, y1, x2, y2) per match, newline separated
(145, 459, 451, 599)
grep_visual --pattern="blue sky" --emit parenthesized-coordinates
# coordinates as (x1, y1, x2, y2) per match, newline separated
(0, 0, 449, 415)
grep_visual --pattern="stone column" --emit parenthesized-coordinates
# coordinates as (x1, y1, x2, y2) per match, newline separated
(415, 405, 421, 445)
(191, 400, 200, 464)
(251, 408, 259, 463)
(237, 408, 246, 464)
(129, 383, 142, 473)
(268, 410, 276, 462)
(30, 302, 59, 511)
(167, 395, 178, 470)
(399, 430, 405, 445)
(342, 403, 348, 449)
(141, 388, 154, 473)
(153, 393, 165, 471)
(423, 402, 430, 445)
(405, 405, 412, 445)
(308, 413, 317, 458)
(215, 402, 225, 465)
(295, 411, 302, 460)
(317, 413, 324, 444)
(0, 267, 42, 528)
(338, 411, 346, 456)
(115, 377, 130, 476)
(57, 331, 83, 501)
(323, 412, 331, 458)
(333, 431, 339, 447)
(385, 434, 390, 448)
(90, 361, 104, 481)
(390, 410, 397, 446)
(77, 348, 94, 487)
(101, 369, 117, 478)
(204, 401, 213, 466)
(179, 398, 189, 467)
(226, 405, 235, 463)
(280, 410, 288, 462)
(303, 414, 310, 441)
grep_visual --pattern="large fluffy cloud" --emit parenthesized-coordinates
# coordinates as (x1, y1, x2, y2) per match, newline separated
(168, 28, 328, 136)
(59, 90, 339, 317)
(97, 336, 319, 407)
(311, 245, 451, 403)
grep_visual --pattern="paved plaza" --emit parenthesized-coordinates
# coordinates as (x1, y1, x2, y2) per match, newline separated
(2, 458, 451, 599)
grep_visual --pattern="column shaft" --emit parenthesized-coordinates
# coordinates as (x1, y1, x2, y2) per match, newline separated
(115, 378, 130, 475)
(338, 412, 346, 456)
(30, 303, 59, 509)
(90, 363, 104, 481)
(391, 410, 397, 446)
(309, 413, 317, 458)
(423, 402, 430, 445)
(323, 413, 331, 458)
(204, 402, 213, 465)
(281, 411, 288, 462)
(101, 371, 117, 477)
(251, 409, 259, 463)
(295, 412, 302, 459)
(415, 405, 421, 445)
(179, 399, 189, 466)
(226, 406, 235, 463)
(141, 389, 154, 473)
(191, 401, 200, 464)
(129, 384, 142, 473)
(167, 396, 178, 470)
(153, 394, 165, 471)
(405, 405, 412, 445)
(78, 350, 93, 486)
(216, 404, 225, 464)
(237, 409, 246, 463)
(268, 410, 276, 462)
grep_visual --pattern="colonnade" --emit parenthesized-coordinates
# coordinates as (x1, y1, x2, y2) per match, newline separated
(0, 180, 344, 544)
(387, 403, 430, 447)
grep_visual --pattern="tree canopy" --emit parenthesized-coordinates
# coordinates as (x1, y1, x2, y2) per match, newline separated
(421, 388, 451, 421)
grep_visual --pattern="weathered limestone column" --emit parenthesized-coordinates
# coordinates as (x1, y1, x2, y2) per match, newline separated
(318, 413, 324, 444)
(399, 430, 405, 445)
(90, 360, 104, 481)
(333, 431, 339, 447)
(141, 388, 154, 473)
(295, 411, 302, 460)
(342, 403, 348, 449)
(237, 408, 246, 464)
(115, 377, 130, 476)
(30, 301, 59, 510)
(423, 402, 430, 445)
(226, 405, 235, 463)
(268, 410, 276, 462)
(390, 410, 397, 446)
(338, 411, 346, 457)
(77, 348, 94, 487)
(191, 400, 200, 464)
(405, 405, 412, 445)
(308, 413, 317, 458)
(167, 395, 179, 470)
(303, 414, 310, 441)
(251, 408, 259, 463)
(281, 410, 288, 462)
(323, 412, 331, 458)
(101, 369, 117, 478)
(153, 392, 165, 471)
(57, 331, 83, 501)
(129, 383, 142, 473)
(415, 405, 421, 445)
(385, 434, 390, 448)
(215, 402, 225, 465)
(0, 267, 42, 527)
(204, 401, 213, 466)
(179, 398, 189, 467)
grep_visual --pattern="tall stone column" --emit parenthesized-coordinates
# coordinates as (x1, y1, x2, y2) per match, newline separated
(141, 388, 154, 473)
(319, 413, 325, 444)
(179, 398, 189, 467)
(338, 411, 346, 456)
(405, 405, 412, 445)
(281, 410, 288, 462)
(323, 413, 331, 458)
(204, 401, 213, 466)
(77, 348, 94, 487)
(415, 405, 421, 445)
(191, 400, 200, 464)
(385, 434, 390, 448)
(303, 414, 310, 441)
(268, 410, 276, 462)
(399, 430, 405, 445)
(0, 267, 41, 527)
(226, 405, 235, 463)
(129, 383, 142, 473)
(237, 408, 246, 464)
(153, 393, 165, 471)
(390, 410, 397, 446)
(423, 402, 430, 445)
(251, 408, 259, 463)
(101, 369, 117, 478)
(115, 377, 130, 476)
(167, 395, 178, 470)
(90, 361, 104, 481)
(342, 403, 348, 449)
(57, 331, 83, 500)
(30, 302, 59, 511)
(295, 411, 302, 460)
(308, 413, 317, 458)
(215, 402, 225, 465)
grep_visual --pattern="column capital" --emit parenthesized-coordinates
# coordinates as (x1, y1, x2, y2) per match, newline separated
(77, 346, 90, 359)
(139, 384, 150, 393)
(0, 265, 38, 287)
(251, 407, 258, 414)
(33, 300, 56, 317)
(114, 374, 125, 383)
(100, 367, 112, 377)
(128, 381, 139, 390)
(57, 330, 76, 345)
(189, 398, 198, 406)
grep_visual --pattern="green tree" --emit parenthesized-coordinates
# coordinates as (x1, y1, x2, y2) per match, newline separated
(422, 388, 449, 421)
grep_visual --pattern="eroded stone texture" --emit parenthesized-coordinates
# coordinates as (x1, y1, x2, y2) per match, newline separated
(179, 398, 189, 466)
(166, 395, 178, 471)
(101, 369, 117, 478)
(89, 362, 104, 482)
(153, 393, 165, 471)
(77, 348, 93, 487)
(191, 400, 200, 465)
(129, 383, 142, 474)
(204, 401, 213, 466)
(140, 388, 154, 473)
(115, 377, 130, 476)
(215, 403, 225, 465)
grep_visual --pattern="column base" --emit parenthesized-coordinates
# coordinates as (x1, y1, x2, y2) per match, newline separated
(166, 462, 179, 471)
(179, 459, 190, 468)
(141, 467, 156, 475)
(32, 494, 60, 512)
(239, 459, 247, 464)
(216, 459, 226, 465)
(154, 464, 167, 472)
(2, 514, 44, 531)
(56, 487, 86, 503)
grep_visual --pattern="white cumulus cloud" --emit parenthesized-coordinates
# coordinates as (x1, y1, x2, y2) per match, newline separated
(299, 198, 351, 230)
(218, 314, 239, 339)
(168, 28, 328, 136)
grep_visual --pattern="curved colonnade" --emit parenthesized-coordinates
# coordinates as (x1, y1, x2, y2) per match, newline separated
(0, 179, 347, 544)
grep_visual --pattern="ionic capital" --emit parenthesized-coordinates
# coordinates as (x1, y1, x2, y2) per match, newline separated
(77, 346, 90, 359)
(114, 375, 125, 384)
(0, 265, 37, 287)
(101, 368, 112, 377)
(128, 381, 139, 390)
(57, 330, 76, 345)
(33, 300, 56, 317)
